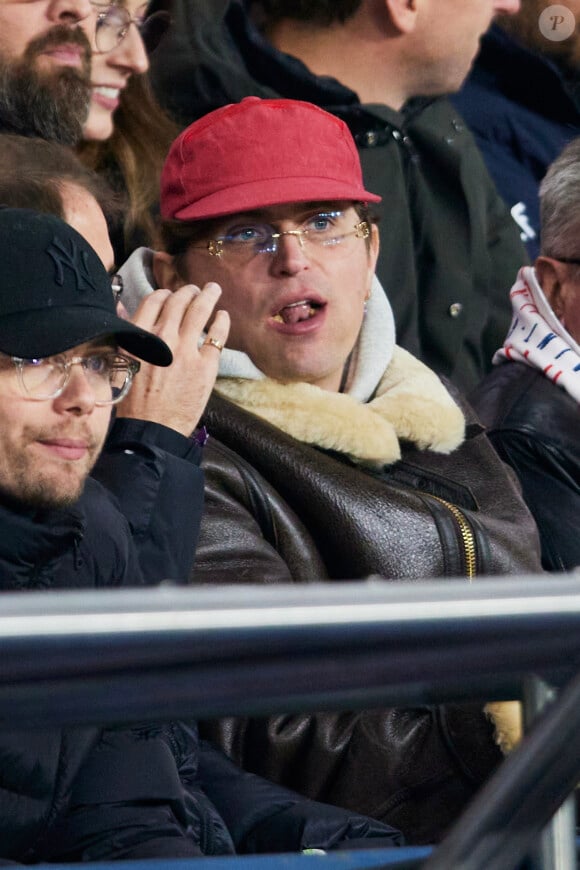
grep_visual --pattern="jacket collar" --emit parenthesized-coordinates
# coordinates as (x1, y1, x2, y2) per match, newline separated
(227, 0, 359, 109)
(216, 345, 464, 467)
(0, 494, 85, 589)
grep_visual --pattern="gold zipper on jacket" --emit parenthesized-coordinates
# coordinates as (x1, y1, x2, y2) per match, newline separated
(431, 496, 477, 581)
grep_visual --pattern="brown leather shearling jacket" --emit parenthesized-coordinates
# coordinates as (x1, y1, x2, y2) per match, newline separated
(192, 392, 542, 844)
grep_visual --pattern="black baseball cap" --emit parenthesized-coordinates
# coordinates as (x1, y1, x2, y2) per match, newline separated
(0, 208, 171, 365)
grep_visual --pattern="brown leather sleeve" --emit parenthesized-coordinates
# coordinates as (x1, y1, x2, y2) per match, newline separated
(193, 437, 328, 585)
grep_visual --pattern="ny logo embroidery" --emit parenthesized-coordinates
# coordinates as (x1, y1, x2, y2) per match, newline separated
(47, 236, 97, 293)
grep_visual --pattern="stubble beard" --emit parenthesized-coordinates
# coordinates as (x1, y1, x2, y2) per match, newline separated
(0, 427, 103, 511)
(0, 26, 91, 146)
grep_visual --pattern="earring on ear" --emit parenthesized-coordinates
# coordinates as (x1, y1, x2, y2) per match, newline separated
(363, 288, 372, 314)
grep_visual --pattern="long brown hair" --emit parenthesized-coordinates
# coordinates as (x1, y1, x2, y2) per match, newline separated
(77, 72, 179, 253)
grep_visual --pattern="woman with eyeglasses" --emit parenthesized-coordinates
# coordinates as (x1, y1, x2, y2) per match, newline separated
(77, 0, 178, 261)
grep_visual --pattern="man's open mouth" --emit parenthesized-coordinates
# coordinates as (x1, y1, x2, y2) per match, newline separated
(272, 300, 324, 325)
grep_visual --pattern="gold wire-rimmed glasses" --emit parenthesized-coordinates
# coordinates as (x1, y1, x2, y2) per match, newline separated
(189, 211, 371, 262)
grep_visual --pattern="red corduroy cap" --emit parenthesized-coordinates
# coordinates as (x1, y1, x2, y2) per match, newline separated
(160, 97, 381, 221)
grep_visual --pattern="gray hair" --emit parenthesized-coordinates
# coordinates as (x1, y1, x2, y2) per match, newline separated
(539, 137, 580, 267)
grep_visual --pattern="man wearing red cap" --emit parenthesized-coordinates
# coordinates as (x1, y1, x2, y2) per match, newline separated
(120, 97, 541, 844)
(149, 0, 527, 393)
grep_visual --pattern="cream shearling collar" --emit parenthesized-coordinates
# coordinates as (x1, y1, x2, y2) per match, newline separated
(216, 346, 465, 467)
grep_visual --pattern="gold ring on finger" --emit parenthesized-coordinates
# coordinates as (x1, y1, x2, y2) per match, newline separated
(203, 336, 224, 352)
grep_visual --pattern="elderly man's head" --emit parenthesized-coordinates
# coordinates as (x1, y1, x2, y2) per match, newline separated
(0, 208, 169, 508)
(534, 137, 580, 341)
(155, 98, 381, 392)
(0, 0, 92, 144)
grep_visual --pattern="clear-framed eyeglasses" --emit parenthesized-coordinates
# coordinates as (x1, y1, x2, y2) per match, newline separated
(189, 211, 371, 263)
(92, 1, 169, 54)
(10, 352, 140, 405)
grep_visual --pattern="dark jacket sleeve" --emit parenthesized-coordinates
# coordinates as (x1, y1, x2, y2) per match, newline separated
(197, 740, 404, 853)
(39, 724, 204, 862)
(93, 417, 205, 584)
(471, 362, 580, 573)
(486, 429, 580, 573)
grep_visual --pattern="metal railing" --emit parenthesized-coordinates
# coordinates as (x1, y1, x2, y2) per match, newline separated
(3, 574, 580, 869)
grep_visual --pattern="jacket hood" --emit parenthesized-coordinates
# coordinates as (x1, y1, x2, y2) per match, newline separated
(119, 246, 157, 315)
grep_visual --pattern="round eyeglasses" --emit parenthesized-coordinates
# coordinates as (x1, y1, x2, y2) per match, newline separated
(10, 352, 140, 405)
(92, 1, 170, 54)
(189, 211, 371, 263)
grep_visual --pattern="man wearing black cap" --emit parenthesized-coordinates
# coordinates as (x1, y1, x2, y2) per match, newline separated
(0, 206, 228, 860)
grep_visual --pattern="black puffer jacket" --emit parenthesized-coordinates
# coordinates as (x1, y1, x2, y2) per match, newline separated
(149, 0, 528, 391)
(471, 361, 580, 572)
(0, 472, 204, 861)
